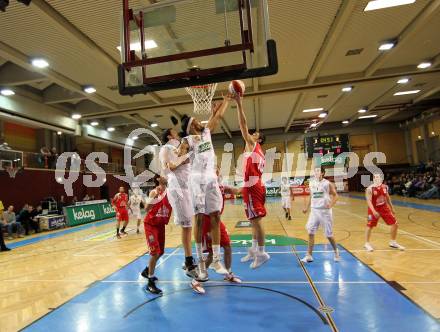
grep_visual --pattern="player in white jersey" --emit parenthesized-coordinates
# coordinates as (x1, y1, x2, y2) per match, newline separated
(128, 188, 144, 234)
(301, 167, 341, 263)
(280, 177, 294, 220)
(159, 128, 204, 294)
(179, 95, 231, 280)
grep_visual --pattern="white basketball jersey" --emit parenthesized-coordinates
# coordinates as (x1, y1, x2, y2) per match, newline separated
(281, 184, 291, 197)
(185, 128, 216, 176)
(130, 194, 142, 209)
(159, 143, 191, 186)
(310, 178, 330, 209)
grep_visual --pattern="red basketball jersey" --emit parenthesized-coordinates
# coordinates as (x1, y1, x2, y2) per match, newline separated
(144, 193, 172, 226)
(112, 193, 128, 211)
(371, 184, 388, 208)
(243, 143, 265, 186)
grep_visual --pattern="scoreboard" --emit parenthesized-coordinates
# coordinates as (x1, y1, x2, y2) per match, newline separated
(305, 134, 350, 158)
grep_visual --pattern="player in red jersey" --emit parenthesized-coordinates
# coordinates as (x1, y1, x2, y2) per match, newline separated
(364, 173, 405, 252)
(140, 176, 172, 294)
(202, 180, 242, 283)
(112, 186, 129, 239)
(233, 95, 269, 269)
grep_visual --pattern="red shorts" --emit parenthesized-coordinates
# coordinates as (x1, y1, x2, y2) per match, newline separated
(242, 185, 266, 220)
(367, 205, 397, 228)
(116, 209, 129, 222)
(202, 215, 230, 253)
(144, 222, 165, 256)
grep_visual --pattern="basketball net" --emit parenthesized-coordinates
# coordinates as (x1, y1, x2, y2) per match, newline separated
(185, 83, 218, 115)
(5, 166, 18, 178)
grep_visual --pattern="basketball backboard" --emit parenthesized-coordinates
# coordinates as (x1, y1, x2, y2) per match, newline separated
(118, 0, 277, 95)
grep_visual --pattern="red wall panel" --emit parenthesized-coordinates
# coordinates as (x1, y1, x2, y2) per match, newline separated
(0, 169, 129, 209)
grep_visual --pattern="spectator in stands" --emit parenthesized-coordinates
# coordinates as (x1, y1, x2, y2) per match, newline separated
(29, 205, 43, 233)
(58, 196, 66, 214)
(49, 147, 58, 169)
(83, 194, 90, 201)
(39, 146, 51, 168)
(3, 206, 24, 239)
(418, 176, 440, 199)
(17, 204, 39, 235)
(426, 160, 435, 172)
(90, 195, 95, 200)
(71, 196, 78, 205)
(0, 201, 11, 251)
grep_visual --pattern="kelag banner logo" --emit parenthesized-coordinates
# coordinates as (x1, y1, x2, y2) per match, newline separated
(65, 202, 116, 226)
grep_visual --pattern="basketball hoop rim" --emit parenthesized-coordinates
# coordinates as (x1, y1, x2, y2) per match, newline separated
(186, 84, 217, 89)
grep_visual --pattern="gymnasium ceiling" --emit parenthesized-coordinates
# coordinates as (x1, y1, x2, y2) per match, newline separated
(0, 0, 440, 139)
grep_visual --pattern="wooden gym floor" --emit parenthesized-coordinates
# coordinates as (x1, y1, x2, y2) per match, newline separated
(0, 194, 439, 331)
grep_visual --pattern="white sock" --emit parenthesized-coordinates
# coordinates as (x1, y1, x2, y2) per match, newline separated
(195, 243, 203, 260)
(212, 245, 220, 261)
(251, 239, 258, 251)
(258, 246, 265, 253)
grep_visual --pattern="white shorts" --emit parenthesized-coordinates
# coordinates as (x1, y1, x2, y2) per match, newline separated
(281, 196, 291, 209)
(130, 207, 142, 219)
(168, 185, 193, 228)
(306, 208, 333, 237)
(190, 174, 222, 215)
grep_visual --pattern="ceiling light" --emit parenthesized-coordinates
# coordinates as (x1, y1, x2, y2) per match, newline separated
(318, 112, 327, 118)
(57, 131, 62, 135)
(71, 114, 82, 120)
(90, 121, 99, 126)
(378, 41, 396, 51)
(431, 132, 435, 136)
(417, 135, 422, 139)
(0, 89, 15, 96)
(394, 90, 420, 96)
(358, 108, 368, 113)
(417, 61, 431, 69)
(116, 40, 158, 52)
(31, 58, 49, 68)
(364, 0, 416, 11)
(359, 115, 378, 119)
(342, 120, 349, 124)
(303, 108, 324, 113)
(107, 127, 115, 132)
(150, 123, 158, 128)
(83, 86, 96, 94)
(342, 86, 353, 92)
(132, 136, 139, 140)
(397, 78, 410, 84)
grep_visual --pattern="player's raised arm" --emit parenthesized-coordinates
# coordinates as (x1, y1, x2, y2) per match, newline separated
(207, 95, 230, 132)
(234, 95, 253, 149)
(162, 139, 190, 171)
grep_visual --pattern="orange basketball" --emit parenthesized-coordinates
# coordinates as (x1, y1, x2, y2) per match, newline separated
(228, 80, 245, 96)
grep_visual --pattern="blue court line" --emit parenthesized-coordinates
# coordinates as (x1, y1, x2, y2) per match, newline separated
(5, 217, 116, 250)
(21, 245, 440, 332)
(346, 193, 440, 213)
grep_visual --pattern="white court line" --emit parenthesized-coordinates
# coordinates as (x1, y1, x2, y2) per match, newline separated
(5, 279, 440, 284)
(100, 280, 389, 285)
(72, 248, 440, 257)
(333, 206, 440, 249)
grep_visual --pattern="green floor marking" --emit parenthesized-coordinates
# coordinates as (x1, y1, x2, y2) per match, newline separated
(230, 234, 307, 247)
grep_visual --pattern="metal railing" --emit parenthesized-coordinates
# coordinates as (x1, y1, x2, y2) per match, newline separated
(0, 149, 137, 175)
